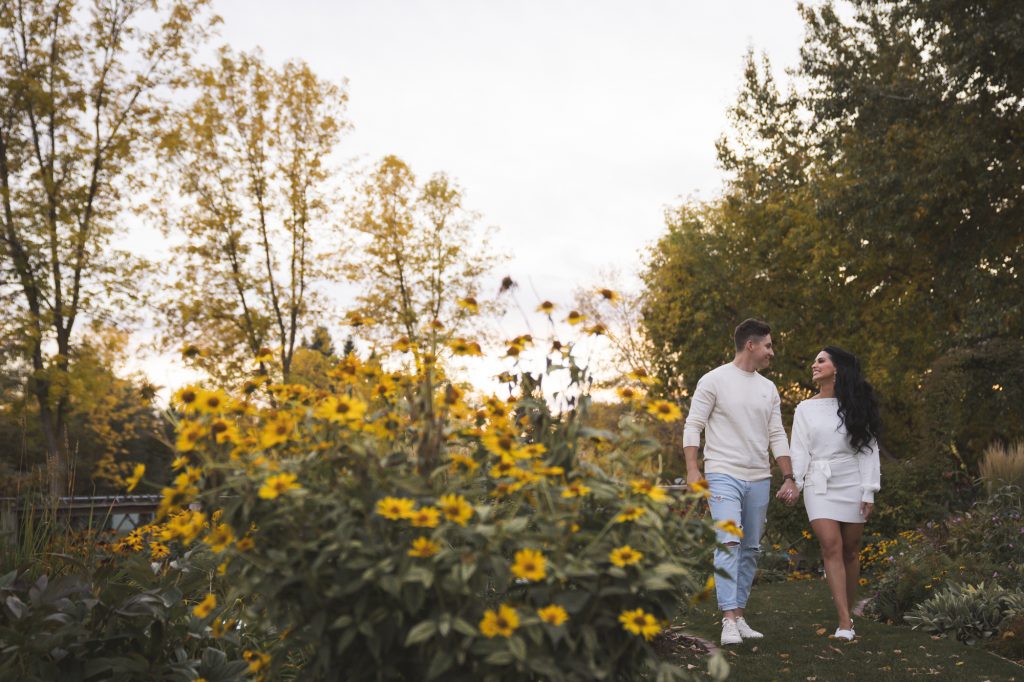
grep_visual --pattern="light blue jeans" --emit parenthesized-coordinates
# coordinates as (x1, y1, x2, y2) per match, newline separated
(706, 473, 770, 611)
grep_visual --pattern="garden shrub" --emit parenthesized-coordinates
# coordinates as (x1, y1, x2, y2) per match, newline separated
(904, 582, 1024, 645)
(157, 347, 723, 681)
(0, 547, 249, 681)
(864, 486, 1024, 624)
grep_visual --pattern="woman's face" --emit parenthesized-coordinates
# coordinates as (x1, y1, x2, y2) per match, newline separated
(811, 351, 836, 386)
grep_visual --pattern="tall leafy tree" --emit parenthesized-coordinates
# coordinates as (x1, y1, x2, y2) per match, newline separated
(156, 48, 349, 384)
(0, 0, 214, 495)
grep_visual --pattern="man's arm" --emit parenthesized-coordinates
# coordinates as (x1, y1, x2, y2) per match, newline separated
(682, 377, 715, 484)
(768, 389, 798, 504)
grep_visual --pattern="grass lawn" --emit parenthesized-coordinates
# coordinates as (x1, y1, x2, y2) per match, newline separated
(669, 580, 1023, 681)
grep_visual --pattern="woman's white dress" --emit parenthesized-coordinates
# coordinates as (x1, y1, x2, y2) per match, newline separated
(790, 398, 881, 523)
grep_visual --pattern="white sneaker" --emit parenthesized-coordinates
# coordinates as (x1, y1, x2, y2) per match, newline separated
(721, 618, 742, 645)
(735, 617, 763, 639)
(833, 626, 855, 641)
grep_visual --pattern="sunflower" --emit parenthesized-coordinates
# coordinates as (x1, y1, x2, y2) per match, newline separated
(125, 463, 145, 492)
(479, 604, 519, 638)
(565, 310, 586, 325)
(561, 480, 591, 498)
(408, 536, 441, 558)
(193, 593, 217, 619)
(258, 473, 301, 500)
(616, 386, 642, 402)
(536, 300, 555, 314)
(645, 399, 682, 422)
(205, 523, 236, 553)
(259, 414, 296, 449)
(537, 604, 569, 626)
(609, 545, 644, 567)
(376, 496, 415, 520)
(614, 505, 647, 523)
(405, 506, 441, 528)
(314, 395, 368, 425)
(630, 479, 668, 503)
(597, 287, 621, 303)
(438, 494, 474, 526)
(715, 519, 744, 538)
(618, 608, 660, 640)
(510, 548, 547, 582)
(457, 296, 479, 313)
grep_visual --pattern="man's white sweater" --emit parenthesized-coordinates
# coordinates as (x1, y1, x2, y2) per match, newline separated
(682, 362, 790, 481)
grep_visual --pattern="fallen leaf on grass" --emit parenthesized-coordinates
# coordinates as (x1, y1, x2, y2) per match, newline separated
(779, 653, 790, 659)
(815, 627, 827, 636)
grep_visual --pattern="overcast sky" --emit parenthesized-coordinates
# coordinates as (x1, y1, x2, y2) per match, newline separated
(137, 0, 809, 395)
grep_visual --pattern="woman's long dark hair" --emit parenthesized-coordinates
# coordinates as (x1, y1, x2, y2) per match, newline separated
(824, 346, 881, 453)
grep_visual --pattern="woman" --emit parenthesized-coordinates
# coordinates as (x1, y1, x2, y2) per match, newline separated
(790, 346, 881, 641)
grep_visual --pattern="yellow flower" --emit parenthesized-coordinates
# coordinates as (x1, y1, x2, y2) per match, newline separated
(125, 464, 145, 492)
(406, 506, 441, 528)
(561, 480, 592, 498)
(195, 388, 230, 415)
(205, 523, 236, 553)
(565, 310, 586, 325)
(536, 300, 555, 314)
(212, 617, 235, 637)
(479, 604, 519, 638)
(627, 368, 657, 385)
(801, 530, 813, 540)
(715, 520, 744, 538)
(243, 650, 270, 673)
(859, 577, 869, 586)
(457, 296, 479, 313)
(537, 604, 569, 626)
(258, 473, 301, 500)
(646, 400, 682, 422)
(585, 323, 607, 336)
(481, 431, 522, 459)
(149, 541, 170, 560)
(616, 386, 642, 402)
(171, 386, 202, 414)
(376, 496, 415, 520)
(438, 494, 474, 526)
(511, 548, 547, 582)
(254, 347, 275, 364)
(619, 608, 660, 640)
(609, 545, 644, 567)
(630, 479, 668, 503)
(175, 421, 206, 452)
(193, 593, 217, 619)
(314, 395, 368, 425)
(448, 453, 479, 472)
(392, 336, 413, 353)
(615, 505, 647, 523)
(597, 288, 621, 303)
(448, 337, 484, 356)
(170, 455, 189, 471)
(235, 536, 255, 552)
(688, 479, 711, 497)
(408, 536, 441, 558)
(520, 443, 547, 458)
(259, 413, 296, 449)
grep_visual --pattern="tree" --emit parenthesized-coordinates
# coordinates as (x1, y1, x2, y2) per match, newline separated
(345, 155, 501, 354)
(156, 48, 348, 384)
(0, 0, 214, 496)
(641, 0, 1024, 464)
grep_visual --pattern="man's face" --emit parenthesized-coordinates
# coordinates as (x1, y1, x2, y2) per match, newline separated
(748, 334, 774, 370)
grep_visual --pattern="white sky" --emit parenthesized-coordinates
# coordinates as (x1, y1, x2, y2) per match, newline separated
(134, 0, 808, 398)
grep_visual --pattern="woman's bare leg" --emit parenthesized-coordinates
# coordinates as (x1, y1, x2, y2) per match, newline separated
(840, 521, 865, 616)
(811, 518, 852, 630)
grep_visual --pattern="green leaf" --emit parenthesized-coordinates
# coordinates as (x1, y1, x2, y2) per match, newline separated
(405, 619, 437, 646)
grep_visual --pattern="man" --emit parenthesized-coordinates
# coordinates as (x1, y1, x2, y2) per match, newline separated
(683, 318, 798, 645)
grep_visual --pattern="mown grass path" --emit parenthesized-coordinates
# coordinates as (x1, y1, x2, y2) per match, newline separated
(671, 581, 1023, 681)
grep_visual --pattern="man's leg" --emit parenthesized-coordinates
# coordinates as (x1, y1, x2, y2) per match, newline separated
(706, 474, 745, 644)
(734, 478, 770, 626)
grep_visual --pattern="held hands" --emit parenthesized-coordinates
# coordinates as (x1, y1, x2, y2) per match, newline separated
(776, 479, 799, 506)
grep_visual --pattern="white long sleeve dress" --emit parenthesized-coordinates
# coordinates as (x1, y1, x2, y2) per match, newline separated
(790, 398, 881, 523)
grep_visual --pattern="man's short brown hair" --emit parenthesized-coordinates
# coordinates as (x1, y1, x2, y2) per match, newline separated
(734, 318, 771, 351)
